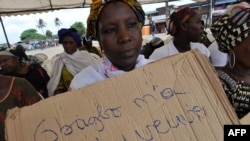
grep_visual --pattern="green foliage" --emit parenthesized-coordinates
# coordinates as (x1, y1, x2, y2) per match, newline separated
(20, 29, 46, 41)
(52, 34, 58, 39)
(46, 30, 53, 38)
(70, 22, 86, 36)
(36, 18, 47, 34)
(54, 17, 62, 29)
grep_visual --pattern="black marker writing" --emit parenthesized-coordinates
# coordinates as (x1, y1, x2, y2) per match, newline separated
(134, 105, 204, 140)
(34, 105, 121, 141)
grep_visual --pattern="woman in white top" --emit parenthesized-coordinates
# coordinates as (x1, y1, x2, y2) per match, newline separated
(47, 28, 99, 96)
(69, 0, 151, 91)
(149, 7, 210, 61)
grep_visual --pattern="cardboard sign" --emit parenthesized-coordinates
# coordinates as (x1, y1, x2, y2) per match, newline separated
(5, 50, 239, 141)
(240, 113, 250, 124)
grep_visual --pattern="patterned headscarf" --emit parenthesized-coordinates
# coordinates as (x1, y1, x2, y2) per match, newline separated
(210, 4, 250, 53)
(86, 0, 145, 40)
(58, 28, 82, 47)
(166, 7, 198, 36)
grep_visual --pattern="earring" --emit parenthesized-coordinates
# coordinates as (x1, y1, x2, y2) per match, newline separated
(229, 49, 235, 69)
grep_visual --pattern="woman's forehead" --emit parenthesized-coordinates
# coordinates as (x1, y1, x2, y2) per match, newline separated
(99, 2, 134, 18)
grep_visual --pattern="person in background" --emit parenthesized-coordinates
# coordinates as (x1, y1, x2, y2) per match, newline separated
(15, 44, 43, 65)
(0, 75, 43, 141)
(149, 7, 210, 61)
(80, 36, 103, 58)
(69, 0, 152, 90)
(210, 3, 250, 119)
(140, 37, 164, 59)
(150, 21, 156, 38)
(47, 28, 100, 96)
(0, 50, 50, 98)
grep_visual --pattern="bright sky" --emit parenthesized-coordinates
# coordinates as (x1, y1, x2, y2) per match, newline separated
(0, 0, 195, 44)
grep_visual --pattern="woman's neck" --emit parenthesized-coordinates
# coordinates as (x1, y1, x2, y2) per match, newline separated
(223, 65, 250, 83)
(14, 64, 28, 75)
(232, 64, 250, 76)
(173, 37, 191, 53)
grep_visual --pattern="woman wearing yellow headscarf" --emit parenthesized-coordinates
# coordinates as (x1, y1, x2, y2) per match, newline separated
(69, 0, 152, 90)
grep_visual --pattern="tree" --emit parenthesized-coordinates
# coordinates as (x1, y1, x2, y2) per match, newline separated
(45, 30, 53, 39)
(54, 17, 62, 29)
(36, 18, 47, 35)
(20, 29, 46, 41)
(70, 22, 85, 36)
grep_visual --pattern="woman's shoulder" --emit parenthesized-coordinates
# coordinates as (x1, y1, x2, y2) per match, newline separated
(28, 63, 50, 78)
(28, 63, 45, 71)
(69, 63, 103, 90)
(149, 41, 172, 60)
(217, 70, 238, 91)
(190, 42, 210, 57)
(190, 42, 207, 48)
(78, 63, 99, 74)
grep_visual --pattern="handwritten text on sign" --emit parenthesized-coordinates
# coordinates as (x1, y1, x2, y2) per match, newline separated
(33, 85, 205, 140)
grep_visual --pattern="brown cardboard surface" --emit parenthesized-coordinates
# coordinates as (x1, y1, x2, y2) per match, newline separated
(5, 50, 239, 141)
(240, 112, 250, 124)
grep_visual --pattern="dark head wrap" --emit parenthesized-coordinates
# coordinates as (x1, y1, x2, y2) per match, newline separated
(86, 0, 145, 40)
(210, 4, 250, 53)
(166, 7, 198, 36)
(58, 28, 82, 47)
(10, 49, 29, 61)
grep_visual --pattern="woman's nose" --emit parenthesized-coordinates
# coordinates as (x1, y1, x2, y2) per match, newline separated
(118, 28, 132, 44)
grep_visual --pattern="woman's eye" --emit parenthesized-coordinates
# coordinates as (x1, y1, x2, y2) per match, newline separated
(128, 22, 137, 29)
(103, 27, 115, 34)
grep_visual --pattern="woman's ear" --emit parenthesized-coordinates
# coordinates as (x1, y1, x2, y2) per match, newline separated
(180, 22, 188, 31)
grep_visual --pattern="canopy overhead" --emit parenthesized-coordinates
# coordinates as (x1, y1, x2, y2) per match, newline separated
(0, 0, 172, 16)
(0, 0, 207, 46)
(0, 0, 208, 16)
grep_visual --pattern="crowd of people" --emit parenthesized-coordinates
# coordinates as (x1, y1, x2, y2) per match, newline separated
(0, 0, 250, 140)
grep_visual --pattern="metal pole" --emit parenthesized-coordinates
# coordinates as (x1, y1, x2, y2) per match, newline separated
(209, 0, 213, 26)
(165, 1, 169, 18)
(0, 16, 10, 48)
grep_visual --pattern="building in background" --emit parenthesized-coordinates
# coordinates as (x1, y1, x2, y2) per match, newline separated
(142, 1, 211, 35)
(142, 0, 247, 36)
(211, 0, 244, 22)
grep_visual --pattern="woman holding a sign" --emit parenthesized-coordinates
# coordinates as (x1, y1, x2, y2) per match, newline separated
(69, 0, 151, 90)
(210, 3, 250, 119)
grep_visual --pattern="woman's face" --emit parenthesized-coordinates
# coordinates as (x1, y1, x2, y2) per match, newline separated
(185, 14, 204, 42)
(62, 36, 77, 54)
(97, 2, 143, 71)
(234, 36, 250, 68)
(0, 55, 19, 74)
